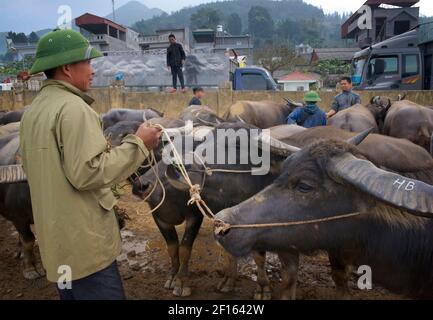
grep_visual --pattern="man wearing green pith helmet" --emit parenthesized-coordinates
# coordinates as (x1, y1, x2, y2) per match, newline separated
(20, 29, 161, 300)
(287, 91, 327, 128)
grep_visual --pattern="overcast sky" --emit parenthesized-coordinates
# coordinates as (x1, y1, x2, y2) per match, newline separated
(1, 0, 432, 33)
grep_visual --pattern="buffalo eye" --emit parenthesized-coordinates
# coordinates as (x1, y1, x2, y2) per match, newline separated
(296, 182, 314, 193)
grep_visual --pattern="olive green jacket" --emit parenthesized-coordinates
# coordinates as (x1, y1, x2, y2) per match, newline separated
(20, 80, 148, 282)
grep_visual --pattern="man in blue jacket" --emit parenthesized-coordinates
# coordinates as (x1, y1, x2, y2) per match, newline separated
(287, 91, 327, 128)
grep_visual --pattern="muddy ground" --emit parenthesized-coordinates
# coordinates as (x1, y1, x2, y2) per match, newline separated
(0, 187, 402, 300)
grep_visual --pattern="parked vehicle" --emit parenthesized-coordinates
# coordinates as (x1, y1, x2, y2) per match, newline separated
(351, 21, 433, 90)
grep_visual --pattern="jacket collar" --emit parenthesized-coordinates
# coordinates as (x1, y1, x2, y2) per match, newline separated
(41, 80, 95, 105)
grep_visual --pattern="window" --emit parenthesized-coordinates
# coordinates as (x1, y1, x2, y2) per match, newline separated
(368, 55, 399, 79)
(403, 54, 419, 78)
(241, 73, 268, 90)
(394, 21, 411, 35)
(376, 18, 386, 40)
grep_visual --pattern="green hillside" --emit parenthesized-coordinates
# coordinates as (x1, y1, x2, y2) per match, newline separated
(132, 0, 351, 48)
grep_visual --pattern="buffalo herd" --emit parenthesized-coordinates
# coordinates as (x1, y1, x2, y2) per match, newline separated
(1, 95, 433, 300)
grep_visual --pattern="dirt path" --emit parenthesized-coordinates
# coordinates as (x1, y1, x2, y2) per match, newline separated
(0, 188, 402, 300)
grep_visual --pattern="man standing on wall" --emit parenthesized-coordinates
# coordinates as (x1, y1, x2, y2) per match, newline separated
(167, 34, 187, 93)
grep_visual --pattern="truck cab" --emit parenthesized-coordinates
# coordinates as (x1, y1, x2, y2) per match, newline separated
(351, 30, 424, 90)
(231, 67, 278, 91)
(228, 56, 278, 91)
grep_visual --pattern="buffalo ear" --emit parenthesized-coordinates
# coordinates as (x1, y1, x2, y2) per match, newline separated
(327, 153, 433, 218)
(165, 165, 190, 191)
(347, 128, 374, 146)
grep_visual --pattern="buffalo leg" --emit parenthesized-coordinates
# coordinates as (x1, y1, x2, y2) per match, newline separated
(172, 212, 203, 297)
(153, 217, 180, 290)
(15, 222, 44, 280)
(278, 250, 300, 300)
(252, 251, 272, 300)
(216, 251, 237, 293)
(328, 251, 351, 300)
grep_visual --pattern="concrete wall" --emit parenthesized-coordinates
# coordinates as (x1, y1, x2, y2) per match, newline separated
(2, 85, 433, 117)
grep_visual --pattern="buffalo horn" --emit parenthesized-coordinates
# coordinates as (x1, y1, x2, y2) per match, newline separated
(328, 153, 433, 218)
(257, 133, 301, 156)
(347, 128, 374, 146)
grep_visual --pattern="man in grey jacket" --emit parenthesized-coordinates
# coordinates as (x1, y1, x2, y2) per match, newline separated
(327, 77, 361, 118)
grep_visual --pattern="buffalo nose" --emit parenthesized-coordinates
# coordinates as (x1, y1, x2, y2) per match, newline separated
(214, 219, 231, 237)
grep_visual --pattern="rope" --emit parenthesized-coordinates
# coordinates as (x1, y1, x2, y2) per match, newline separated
(144, 124, 216, 218)
(214, 212, 365, 235)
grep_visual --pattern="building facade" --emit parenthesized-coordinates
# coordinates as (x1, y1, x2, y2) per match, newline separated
(192, 26, 253, 57)
(75, 13, 140, 53)
(138, 28, 190, 52)
(277, 71, 322, 92)
(341, 0, 420, 49)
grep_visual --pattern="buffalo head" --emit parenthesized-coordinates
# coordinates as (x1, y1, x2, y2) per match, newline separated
(215, 130, 433, 257)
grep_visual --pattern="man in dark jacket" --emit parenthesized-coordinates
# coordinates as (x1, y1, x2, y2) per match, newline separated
(167, 34, 187, 93)
(287, 91, 327, 128)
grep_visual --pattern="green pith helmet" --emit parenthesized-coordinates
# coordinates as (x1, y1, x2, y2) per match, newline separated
(303, 91, 321, 103)
(30, 29, 102, 75)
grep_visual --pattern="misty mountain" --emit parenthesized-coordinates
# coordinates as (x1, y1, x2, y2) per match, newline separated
(105, 1, 165, 27)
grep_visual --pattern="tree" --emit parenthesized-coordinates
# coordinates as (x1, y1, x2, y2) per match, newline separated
(190, 8, 223, 30)
(28, 32, 40, 43)
(253, 45, 300, 77)
(248, 6, 274, 40)
(7, 32, 28, 43)
(132, 19, 155, 35)
(226, 13, 242, 35)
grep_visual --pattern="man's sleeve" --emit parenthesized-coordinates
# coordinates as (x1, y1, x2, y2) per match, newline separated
(180, 44, 186, 61)
(322, 113, 327, 126)
(287, 109, 300, 125)
(331, 97, 340, 112)
(355, 94, 361, 105)
(166, 47, 170, 66)
(56, 102, 149, 191)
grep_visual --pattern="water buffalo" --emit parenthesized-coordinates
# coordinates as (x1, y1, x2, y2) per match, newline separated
(327, 97, 392, 133)
(269, 125, 306, 140)
(0, 135, 44, 280)
(131, 124, 413, 299)
(104, 121, 142, 147)
(180, 105, 225, 127)
(284, 126, 432, 171)
(215, 137, 433, 299)
(101, 108, 164, 130)
(0, 106, 30, 125)
(132, 123, 305, 299)
(223, 101, 294, 129)
(104, 118, 186, 147)
(0, 122, 20, 137)
(383, 100, 433, 153)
